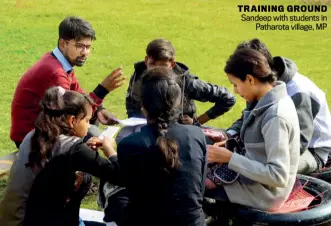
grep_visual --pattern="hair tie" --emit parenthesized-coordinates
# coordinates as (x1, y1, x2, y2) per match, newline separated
(57, 86, 66, 96)
(157, 122, 168, 137)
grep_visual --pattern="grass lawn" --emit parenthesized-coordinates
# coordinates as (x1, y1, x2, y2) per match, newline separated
(0, 0, 330, 210)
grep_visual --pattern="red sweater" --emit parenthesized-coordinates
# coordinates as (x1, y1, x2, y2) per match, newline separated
(11, 52, 104, 143)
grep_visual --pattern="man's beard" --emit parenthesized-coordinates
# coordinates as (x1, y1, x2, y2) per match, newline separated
(74, 56, 87, 66)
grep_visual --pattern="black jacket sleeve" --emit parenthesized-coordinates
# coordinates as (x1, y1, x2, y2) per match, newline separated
(185, 75, 236, 119)
(125, 71, 145, 118)
(69, 142, 120, 185)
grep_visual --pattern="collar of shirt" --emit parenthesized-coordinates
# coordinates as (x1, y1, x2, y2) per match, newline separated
(52, 47, 73, 73)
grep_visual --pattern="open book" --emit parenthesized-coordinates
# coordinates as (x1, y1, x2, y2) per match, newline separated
(113, 117, 147, 126)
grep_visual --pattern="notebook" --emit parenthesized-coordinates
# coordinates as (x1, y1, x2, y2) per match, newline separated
(99, 126, 121, 140)
(113, 117, 147, 126)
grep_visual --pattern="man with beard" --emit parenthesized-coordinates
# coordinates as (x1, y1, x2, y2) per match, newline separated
(10, 16, 125, 148)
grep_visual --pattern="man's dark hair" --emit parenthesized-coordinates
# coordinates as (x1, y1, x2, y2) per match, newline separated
(59, 16, 96, 41)
(146, 39, 176, 61)
(236, 38, 273, 66)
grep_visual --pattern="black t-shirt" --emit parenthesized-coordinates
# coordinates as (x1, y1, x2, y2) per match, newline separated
(117, 123, 207, 226)
(24, 141, 119, 226)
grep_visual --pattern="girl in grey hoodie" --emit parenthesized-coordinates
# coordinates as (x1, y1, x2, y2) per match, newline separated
(207, 48, 300, 211)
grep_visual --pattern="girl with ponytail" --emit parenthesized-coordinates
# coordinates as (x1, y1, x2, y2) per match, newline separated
(110, 67, 207, 226)
(0, 87, 120, 226)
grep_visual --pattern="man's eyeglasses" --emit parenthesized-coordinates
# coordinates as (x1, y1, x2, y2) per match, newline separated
(66, 40, 94, 53)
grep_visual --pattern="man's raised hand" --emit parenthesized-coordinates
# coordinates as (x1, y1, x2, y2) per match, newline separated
(101, 67, 126, 92)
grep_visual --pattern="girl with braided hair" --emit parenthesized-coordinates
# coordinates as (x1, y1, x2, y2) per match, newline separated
(0, 87, 120, 226)
(105, 66, 207, 226)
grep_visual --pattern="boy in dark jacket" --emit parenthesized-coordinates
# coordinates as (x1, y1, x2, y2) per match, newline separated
(126, 39, 236, 126)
